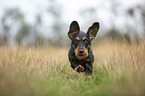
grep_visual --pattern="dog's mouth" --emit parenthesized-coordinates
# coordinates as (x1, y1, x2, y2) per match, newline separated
(76, 52, 88, 60)
(79, 54, 84, 56)
(75, 47, 89, 60)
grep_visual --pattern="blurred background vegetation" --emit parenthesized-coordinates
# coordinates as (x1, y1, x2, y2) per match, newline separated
(0, 0, 145, 47)
(0, 1, 145, 95)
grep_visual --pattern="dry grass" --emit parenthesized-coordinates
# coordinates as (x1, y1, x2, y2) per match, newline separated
(107, 40, 145, 95)
(0, 40, 145, 96)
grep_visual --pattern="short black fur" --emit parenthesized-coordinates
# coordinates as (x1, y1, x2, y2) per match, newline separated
(68, 21, 99, 75)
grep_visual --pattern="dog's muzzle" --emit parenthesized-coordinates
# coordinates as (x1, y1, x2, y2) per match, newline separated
(78, 48, 84, 54)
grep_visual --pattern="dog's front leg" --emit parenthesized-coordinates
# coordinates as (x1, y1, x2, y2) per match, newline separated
(85, 63, 93, 75)
(75, 65, 84, 72)
(69, 56, 84, 72)
(70, 62, 84, 72)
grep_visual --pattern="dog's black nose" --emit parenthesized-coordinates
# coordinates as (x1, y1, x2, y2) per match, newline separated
(79, 49, 84, 54)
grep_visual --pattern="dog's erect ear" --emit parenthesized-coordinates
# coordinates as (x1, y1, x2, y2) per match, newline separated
(68, 21, 80, 40)
(87, 22, 99, 41)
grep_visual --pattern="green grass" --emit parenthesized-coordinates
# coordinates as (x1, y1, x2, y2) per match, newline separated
(0, 40, 145, 96)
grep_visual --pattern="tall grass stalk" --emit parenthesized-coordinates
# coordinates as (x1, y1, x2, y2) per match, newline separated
(0, 40, 145, 96)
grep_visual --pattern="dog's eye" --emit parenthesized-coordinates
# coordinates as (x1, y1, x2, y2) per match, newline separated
(83, 39, 88, 43)
(74, 40, 79, 44)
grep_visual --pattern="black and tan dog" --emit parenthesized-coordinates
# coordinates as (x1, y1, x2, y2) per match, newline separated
(68, 21, 100, 76)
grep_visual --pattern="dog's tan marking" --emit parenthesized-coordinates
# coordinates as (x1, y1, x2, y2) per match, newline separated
(75, 37, 80, 41)
(85, 74, 92, 79)
(75, 65, 84, 72)
(74, 46, 79, 58)
(85, 70, 92, 79)
(82, 37, 86, 41)
(83, 46, 88, 57)
(75, 46, 88, 60)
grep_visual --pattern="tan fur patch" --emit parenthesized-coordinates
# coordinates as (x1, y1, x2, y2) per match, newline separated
(75, 46, 88, 60)
(83, 46, 88, 57)
(82, 37, 86, 40)
(85, 74, 92, 79)
(75, 65, 84, 72)
(75, 37, 80, 41)
(74, 46, 79, 58)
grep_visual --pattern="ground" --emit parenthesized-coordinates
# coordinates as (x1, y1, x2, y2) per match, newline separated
(0, 40, 145, 96)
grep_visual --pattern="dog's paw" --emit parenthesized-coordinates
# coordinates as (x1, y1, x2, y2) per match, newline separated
(75, 65, 84, 72)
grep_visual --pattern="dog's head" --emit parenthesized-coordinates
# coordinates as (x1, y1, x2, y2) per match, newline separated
(68, 21, 99, 60)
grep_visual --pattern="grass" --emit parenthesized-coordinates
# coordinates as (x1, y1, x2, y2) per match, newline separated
(0, 40, 145, 96)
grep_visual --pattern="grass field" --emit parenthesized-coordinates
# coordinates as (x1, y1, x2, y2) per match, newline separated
(0, 40, 145, 96)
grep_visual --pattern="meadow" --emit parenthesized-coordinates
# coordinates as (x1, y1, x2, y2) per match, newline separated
(0, 39, 145, 96)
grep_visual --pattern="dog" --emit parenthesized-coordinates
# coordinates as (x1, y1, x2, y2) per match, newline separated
(68, 21, 100, 76)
